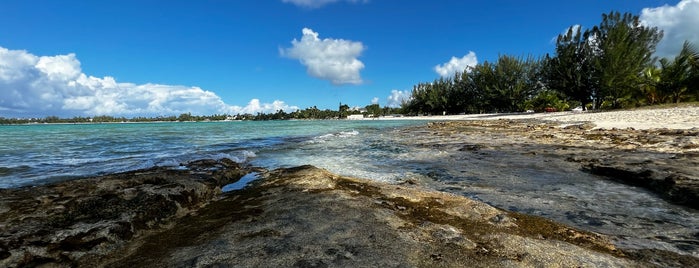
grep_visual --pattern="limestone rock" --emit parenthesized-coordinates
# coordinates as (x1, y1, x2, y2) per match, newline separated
(0, 158, 249, 267)
(101, 165, 636, 267)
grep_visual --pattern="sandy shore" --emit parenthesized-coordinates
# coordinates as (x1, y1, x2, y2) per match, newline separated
(376, 105, 699, 130)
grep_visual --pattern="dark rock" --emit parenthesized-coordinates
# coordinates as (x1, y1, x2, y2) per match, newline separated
(0, 158, 249, 268)
(431, 119, 699, 211)
(98, 166, 639, 267)
(563, 123, 596, 130)
(583, 163, 699, 210)
(1, 154, 695, 267)
(626, 249, 699, 267)
(459, 144, 482, 151)
(411, 119, 699, 265)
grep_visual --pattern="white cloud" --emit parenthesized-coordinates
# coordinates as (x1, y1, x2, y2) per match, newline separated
(386, 89, 411, 108)
(280, 28, 365, 85)
(0, 46, 297, 117)
(641, 0, 699, 59)
(228, 99, 298, 115)
(370, 97, 379, 104)
(434, 51, 478, 77)
(281, 0, 367, 9)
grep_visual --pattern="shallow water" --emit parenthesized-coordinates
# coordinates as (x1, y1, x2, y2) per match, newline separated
(253, 124, 698, 257)
(1, 120, 697, 257)
(0, 120, 419, 187)
(222, 172, 261, 192)
(409, 144, 699, 256)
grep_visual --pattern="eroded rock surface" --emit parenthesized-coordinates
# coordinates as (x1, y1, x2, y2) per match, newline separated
(425, 120, 699, 209)
(2, 126, 698, 267)
(100, 165, 639, 267)
(0, 158, 249, 267)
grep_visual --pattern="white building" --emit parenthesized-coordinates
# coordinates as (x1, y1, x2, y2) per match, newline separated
(347, 114, 364, 120)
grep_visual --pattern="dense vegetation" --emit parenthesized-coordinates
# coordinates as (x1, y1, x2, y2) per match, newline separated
(0, 104, 403, 124)
(403, 11, 699, 115)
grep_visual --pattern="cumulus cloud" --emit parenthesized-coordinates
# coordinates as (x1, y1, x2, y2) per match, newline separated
(229, 99, 298, 115)
(434, 51, 478, 77)
(370, 97, 379, 104)
(0, 46, 297, 118)
(641, 0, 699, 59)
(386, 89, 411, 108)
(281, 0, 367, 9)
(281, 28, 365, 85)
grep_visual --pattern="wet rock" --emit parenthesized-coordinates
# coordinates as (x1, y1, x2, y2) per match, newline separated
(428, 119, 699, 210)
(582, 161, 699, 210)
(626, 249, 699, 268)
(2, 162, 696, 267)
(563, 122, 596, 130)
(0, 158, 249, 268)
(100, 165, 638, 267)
(459, 144, 482, 151)
(419, 119, 699, 264)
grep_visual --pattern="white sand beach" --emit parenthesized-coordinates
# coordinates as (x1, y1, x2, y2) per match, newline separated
(378, 105, 699, 130)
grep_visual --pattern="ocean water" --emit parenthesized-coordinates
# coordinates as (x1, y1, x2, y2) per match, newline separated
(0, 120, 421, 188)
(1, 120, 698, 257)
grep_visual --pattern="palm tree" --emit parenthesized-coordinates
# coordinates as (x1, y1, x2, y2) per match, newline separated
(658, 41, 699, 103)
(639, 66, 663, 105)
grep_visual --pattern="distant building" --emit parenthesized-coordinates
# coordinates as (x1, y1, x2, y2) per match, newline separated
(349, 106, 368, 113)
(347, 114, 364, 120)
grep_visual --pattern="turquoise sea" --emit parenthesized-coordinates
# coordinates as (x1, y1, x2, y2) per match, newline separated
(0, 120, 421, 188)
(1, 120, 698, 257)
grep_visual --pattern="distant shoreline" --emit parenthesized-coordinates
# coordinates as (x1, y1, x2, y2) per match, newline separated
(5, 105, 698, 130)
(370, 105, 699, 130)
(1, 120, 244, 126)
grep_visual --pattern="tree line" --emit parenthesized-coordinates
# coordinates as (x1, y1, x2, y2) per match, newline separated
(0, 104, 404, 124)
(403, 11, 699, 115)
(217, 103, 401, 121)
(0, 114, 230, 124)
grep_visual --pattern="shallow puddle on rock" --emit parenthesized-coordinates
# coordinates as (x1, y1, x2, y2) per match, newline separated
(222, 172, 260, 192)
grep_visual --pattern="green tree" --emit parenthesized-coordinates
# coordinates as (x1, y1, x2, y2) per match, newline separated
(339, 103, 350, 118)
(365, 104, 382, 117)
(465, 61, 496, 112)
(452, 70, 479, 114)
(526, 90, 568, 112)
(639, 66, 663, 105)
(589, 11, 663, 109)
(405, 82, 436, 115)
(658, 41, 699, 103)
(467, 55, 542, 113)
(178, 113, 193, 121)
(545, 26, 596, 106)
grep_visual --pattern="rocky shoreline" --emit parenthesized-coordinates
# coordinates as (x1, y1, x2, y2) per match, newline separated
(423, 120, 699, 210)
(1, 118, 698, 267)
(0, 162, 663, 267)
(0, 159, 253, 267)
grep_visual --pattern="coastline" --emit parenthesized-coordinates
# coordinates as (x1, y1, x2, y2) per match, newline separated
(6, 105, 698, 130)
(420, 120, 698, 208)
(1, 106, 698, 266)
(372, 105, 699, 130)
(0, 163, 654, 267)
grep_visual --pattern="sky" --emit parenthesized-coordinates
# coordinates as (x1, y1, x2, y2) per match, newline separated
(1, 0, 698, 118)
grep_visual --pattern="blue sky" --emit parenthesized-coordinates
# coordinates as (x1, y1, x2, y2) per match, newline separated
(1, 0, 698, 118)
